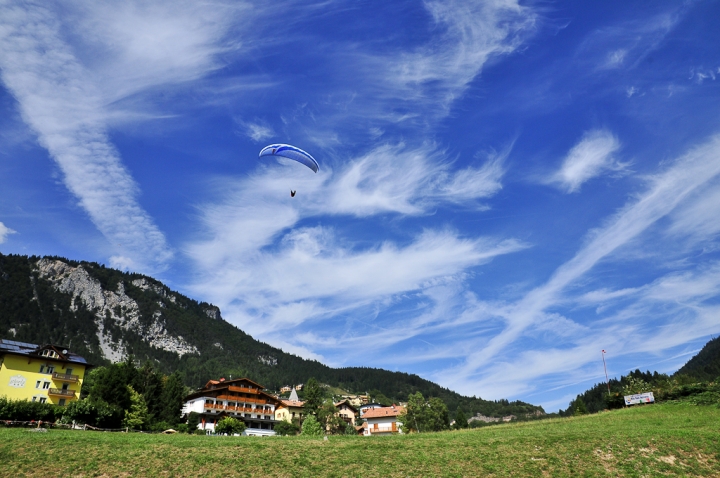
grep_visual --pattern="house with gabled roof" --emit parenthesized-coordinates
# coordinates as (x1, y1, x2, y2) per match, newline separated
(0, 339, 89, 406)
(182, 377, 281, 436)
(362, 404, 405, 436)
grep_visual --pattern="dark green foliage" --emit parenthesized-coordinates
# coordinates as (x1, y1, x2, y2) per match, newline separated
(676, 336, 720, 381)
(273, 421, 300, 436)
(186, 412, 200, 433)
(0, 396, 60, 422)
(158, 372, 185, 425)
(454, 408, 468, 429)
(0, 253, 544, 419)
(571, 397, 588, 416)
(303, 378, 324, 417)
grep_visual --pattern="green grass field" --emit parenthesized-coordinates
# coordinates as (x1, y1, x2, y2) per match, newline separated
(2, 403, 719, 477)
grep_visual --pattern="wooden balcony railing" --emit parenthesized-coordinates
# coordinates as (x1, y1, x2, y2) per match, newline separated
(48, 388, 76, 398)
(52, 372, 79, 382)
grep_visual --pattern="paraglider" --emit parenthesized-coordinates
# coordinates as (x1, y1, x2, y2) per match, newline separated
(259, 144, 319, 173)
(260, 143, 318, 198)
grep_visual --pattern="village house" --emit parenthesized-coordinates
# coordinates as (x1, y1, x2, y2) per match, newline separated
(0, 339, 88, 407)
(362, 404, 404, 436)
(181, 377, 281, 436)
(334, 399, 358, 424)
(359, 402, 384, 417)
(274, 388, 305, 424)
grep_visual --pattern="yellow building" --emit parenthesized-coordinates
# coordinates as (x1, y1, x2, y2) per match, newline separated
(0, 339, 89, 406)
(274, 387, 305, 424)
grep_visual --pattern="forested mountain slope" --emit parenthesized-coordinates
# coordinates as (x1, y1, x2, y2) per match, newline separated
(0, 253, 542, 417)
(676, 336, 720, 381)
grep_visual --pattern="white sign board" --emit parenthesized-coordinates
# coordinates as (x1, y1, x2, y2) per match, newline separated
(624, 392, 654, 406)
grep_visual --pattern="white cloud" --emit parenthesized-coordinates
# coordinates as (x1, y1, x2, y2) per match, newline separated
(382, 0, 536, 117)
(242, 121, 275, 142)
(0, 3, 175, 271)
(438, 134, 720, 399)
(186, 142, 521, 340)
(549, 129, 624, 193)
(0, 222, 16, 243)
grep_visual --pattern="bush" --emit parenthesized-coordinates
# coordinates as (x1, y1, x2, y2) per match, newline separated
(344, 422, 356, 435)
(215, 417, 246, 435)
(186, 412, 200, 433)
(194, 428, 207, 435)
(0, 396, 60, 422)
(300, 415, 323, 436)
(176, 423, 189, 433)
(274, 420, 300, 436)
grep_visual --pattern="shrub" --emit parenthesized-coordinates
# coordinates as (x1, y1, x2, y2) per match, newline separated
(274, 421, 300, 436)
(300, 415, 323, 436)
(0, 396, 60, 422)
(194, 429, 207, 435)
(186, 412, 200, 433)
(215, 417, 246, 435)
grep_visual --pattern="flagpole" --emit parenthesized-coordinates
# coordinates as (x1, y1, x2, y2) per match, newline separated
(602, 350, 611, 395)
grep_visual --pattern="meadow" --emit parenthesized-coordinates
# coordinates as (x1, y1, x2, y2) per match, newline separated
(1, 403, 718, 477)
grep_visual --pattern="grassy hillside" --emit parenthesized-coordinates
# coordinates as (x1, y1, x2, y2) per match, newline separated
(1, 403, 718, 477)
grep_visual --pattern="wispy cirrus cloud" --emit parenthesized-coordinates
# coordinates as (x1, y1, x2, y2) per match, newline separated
(186, 142, 520, 343)
(548, 129, 624, 193)
(437, 134, 720, 401)
(0, 3, 175, 271)
(0, 1, 254, 271)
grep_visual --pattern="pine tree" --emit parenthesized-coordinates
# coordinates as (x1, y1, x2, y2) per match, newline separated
(123, 386, 148, 430)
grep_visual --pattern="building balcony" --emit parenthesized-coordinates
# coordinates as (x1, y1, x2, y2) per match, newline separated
(52, 372, 79, 383)
(48, 388, 76, 398)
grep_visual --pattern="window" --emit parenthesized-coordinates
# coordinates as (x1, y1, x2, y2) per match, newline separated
(66, 368, 73, 375)
(46, 365, 55, 374)
(39, 397, 46, 404)
(59, 399, 66, 406)
(36, 381, 41, 389)
(42, 382, 50, 389)
(39, 365, 45, 373)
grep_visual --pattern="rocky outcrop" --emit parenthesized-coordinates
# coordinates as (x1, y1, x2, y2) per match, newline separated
(35, 259, 198, 361)
(204, 306, 222, 320)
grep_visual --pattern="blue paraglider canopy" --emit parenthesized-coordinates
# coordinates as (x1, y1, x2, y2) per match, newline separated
(259, 144, 319, 173)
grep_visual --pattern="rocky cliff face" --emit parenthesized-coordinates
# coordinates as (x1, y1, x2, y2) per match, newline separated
(35, 258, 199, 361)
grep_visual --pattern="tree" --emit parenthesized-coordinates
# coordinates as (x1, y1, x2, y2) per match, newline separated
(215, 417, 246, 435)
(344, 422, 356, 435)
(134, 361, 164, 421)
(400, 392, 449, 433)
(454, 408, 468, 430)
(317, 398, 345, 435)
(303, 378, 324, 417)
(300, 414, 323, 436)
(426, 397, 450, 431)
(274, 421, 300, 436)
(123, 386, 149, 430)
(400, 392, 427, 433)
(159, 371, 186, 425)
(572, 397, 588, 416)
(186, 411, 201, 433)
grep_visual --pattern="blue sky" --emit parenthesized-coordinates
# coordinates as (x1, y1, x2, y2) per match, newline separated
(1, 0, 719, 411)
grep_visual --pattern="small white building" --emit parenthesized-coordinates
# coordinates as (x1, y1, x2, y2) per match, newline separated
(362, 405, 404, 436)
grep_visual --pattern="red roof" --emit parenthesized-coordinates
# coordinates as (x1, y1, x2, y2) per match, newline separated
(362, 405, 404, 419)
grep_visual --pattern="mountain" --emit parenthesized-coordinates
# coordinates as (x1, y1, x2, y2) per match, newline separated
(0, 253, 543, 417)
(675, 336, 720, 381)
